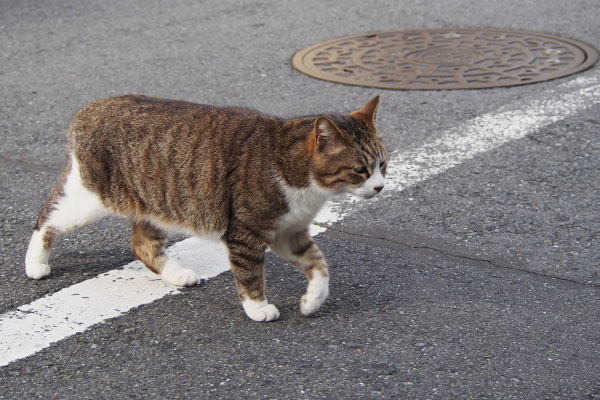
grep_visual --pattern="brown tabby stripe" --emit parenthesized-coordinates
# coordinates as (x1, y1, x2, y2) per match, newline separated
(292, 238, 316, 257)
(42, 228, 58, 251)
(229, 249, 265, 267)
(130, 220, 168, 274)
(232, 265, 265, 301)
(34, 159, 71, 231)
(285, 231, 327, 278)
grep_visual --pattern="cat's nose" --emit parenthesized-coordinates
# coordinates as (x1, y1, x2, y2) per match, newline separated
(374, 185, 384, 193)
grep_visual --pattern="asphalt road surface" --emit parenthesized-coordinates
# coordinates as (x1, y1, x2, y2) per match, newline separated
(1, 0, 599, 398)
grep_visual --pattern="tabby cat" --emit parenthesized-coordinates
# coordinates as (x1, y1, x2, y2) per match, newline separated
(25, 95, 387, 322)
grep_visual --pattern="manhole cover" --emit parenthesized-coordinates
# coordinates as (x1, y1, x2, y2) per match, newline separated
(292, 29, 599, 89)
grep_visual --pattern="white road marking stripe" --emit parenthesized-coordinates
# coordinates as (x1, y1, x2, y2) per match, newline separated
(384, 81, 600, 193)
(0, 265, 178, 368)
(0, 238, 229, 367)
(1, 74, 599, 367)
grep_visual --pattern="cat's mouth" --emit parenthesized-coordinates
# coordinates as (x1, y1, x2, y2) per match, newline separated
(352, 185, 384, 200)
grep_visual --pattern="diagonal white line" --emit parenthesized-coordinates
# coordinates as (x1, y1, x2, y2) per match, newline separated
(1, 74, 600, 368)
(384, 83, 600, 193)
(0, 265, 178, 367)
(0, 238, 230, 368)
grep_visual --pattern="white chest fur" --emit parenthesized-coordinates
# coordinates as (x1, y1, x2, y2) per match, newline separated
(276, 179, 332, 234)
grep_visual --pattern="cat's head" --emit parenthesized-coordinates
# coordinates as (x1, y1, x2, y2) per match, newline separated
(309, 96, 388, 199)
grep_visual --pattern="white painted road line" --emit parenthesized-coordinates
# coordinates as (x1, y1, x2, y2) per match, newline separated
(383, 80, 600, 193)
(0, 239, 222, 368)
(1, 74, 600, 368)
(0, 264, 178, 368)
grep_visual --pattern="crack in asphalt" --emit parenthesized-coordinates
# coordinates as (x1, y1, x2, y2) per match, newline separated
(327, 226, 600, 289)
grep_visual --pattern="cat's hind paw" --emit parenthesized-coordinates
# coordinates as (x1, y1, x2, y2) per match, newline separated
(160, 260, 200, 287)
(25, 262, 51, 280)
(242, 298, 280, 322)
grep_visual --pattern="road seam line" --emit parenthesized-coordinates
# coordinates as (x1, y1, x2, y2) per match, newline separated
(327, 227, 599, 288)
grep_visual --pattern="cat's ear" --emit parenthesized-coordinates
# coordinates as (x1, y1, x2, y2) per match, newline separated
(351, 95, 380, 131)
(312, 116, 347, 154)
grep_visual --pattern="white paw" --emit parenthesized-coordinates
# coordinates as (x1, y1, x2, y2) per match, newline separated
(300, 271, 329, 316)
(242, 298, 280, 322)
(25, 262, 51, 280)
(25, 229, 52, 280)
(160, 260, 200, 287)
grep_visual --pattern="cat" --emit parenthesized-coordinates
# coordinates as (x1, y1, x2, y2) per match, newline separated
(25, 94, 388, 322)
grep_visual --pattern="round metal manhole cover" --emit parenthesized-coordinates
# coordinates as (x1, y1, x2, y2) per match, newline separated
(292, 29, 599, 90)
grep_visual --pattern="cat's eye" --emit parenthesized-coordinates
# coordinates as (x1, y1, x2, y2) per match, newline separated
(353, 166, 368, 174)
(379, 161, 386, 168)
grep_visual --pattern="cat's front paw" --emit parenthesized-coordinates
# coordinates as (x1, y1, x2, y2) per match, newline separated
(300, 292, 328, 316)
(300, 271, 329, 316)
(25, 262, 51, 280)
(242, 298, 280, 322)
(160, 260, 200, 287)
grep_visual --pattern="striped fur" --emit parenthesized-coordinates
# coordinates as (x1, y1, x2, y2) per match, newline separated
(25, 95, 387, 321)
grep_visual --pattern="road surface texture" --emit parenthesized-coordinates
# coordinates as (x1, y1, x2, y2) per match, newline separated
(1, 0, 599, 398)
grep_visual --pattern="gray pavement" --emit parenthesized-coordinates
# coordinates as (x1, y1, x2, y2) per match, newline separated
(1, 0, 599, 398)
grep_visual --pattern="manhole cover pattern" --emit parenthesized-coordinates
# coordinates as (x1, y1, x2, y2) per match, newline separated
(292, 29, 599, 89)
